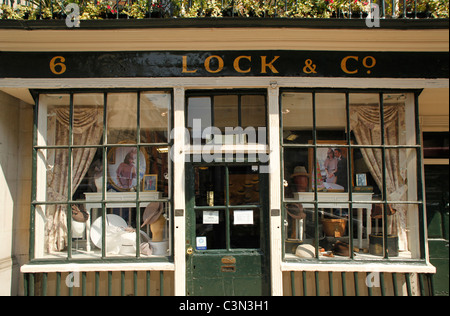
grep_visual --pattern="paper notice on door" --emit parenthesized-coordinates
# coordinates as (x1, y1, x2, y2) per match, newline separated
(233, 210, 254, 225)
(203, 210, 219, 224)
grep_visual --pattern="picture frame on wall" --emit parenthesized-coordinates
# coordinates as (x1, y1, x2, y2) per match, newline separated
(143, 174, 158, 192)
(356, 173, 367, 187)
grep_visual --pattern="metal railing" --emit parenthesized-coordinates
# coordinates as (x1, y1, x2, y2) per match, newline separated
(0, 0, 448, 20)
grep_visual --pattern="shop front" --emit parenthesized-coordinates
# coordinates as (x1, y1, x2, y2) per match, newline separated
(0, 22, 448, 296)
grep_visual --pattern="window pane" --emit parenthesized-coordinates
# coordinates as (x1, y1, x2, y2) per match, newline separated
(214, 95, 238, 132)
(283, 148, 310, 198)
(195, 209, 226, 250)
(316, 93, 346, 142)
(142, 146, 170, 199)
(350, 93, 381, 145)
(38, 94, 70, 146)
(107, 93, 137, 144)
(195, 166, 225, 206)
(106, 145, 143, 198)
(41, 148, 69, 202)
(241, 95, 266, 129)
(282, 92, 313, 144)
(73, 147, 104, 201)
(140, 92, 171, 143)
(230, 208, 261, 249)
(228, 165, 260, 205)
(352, 148, 381, 196)
(187, 97, 212, 144)
(73, 93, 104, 146)
(385, 148, 417, 203)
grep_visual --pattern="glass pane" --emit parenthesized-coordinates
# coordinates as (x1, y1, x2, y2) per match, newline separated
(195, 166, 225, 206)
(72, 147, 104, 201)
(353, 148, 384, 198)
(140, 92, 171, 143)
(34, 204, 68, 258)
(214, 95, 238, 133)
(230, 208, 260, 249)
(38, 94, 70, 146)
(107, 93, 137, 144)
(284, 204, 317, 259)
(383, 93, 407, 146)
(228, 165, 260, 205)
(195, 209, 226, 250)
(352, 148, 380, 196)
(241, 95, 266, 129)
(384, 148, 417, 203)
(141, 146, 170, 199)
(349, 93, 381, 145)
(283, 148, 310, 198)
(73, 93, 104, 146)
(187, 97, 212, 144)
(316, 93, 346, 142)
(282, 92, 313, 144)
(41, 148, 69, 202)
(358, 203, 417, 260)
(106, 145, 145, 199)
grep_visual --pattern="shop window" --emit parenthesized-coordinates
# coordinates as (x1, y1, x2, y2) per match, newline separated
(32, 91, 172, 260)
(281, 91, 424, 261)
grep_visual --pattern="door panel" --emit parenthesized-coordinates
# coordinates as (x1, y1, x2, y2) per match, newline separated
(186, 164, 270, 296)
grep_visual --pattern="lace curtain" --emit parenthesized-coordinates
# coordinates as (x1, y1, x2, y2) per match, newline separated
(350, 104, 408, 251)
(46, 107, 103, 253)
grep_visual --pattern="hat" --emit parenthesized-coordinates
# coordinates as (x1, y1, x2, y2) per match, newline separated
(286, 203, 306, 220)
(291, 166, 309, 177)
(141, 202, 164, 227)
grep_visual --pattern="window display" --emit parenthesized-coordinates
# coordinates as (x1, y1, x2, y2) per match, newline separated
(282, 91, 422, 261)
(33, 91, 172, 260)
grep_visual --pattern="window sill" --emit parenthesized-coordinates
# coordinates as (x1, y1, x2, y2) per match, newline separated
(281, 260, 436, 274)
(21, 261, 175, 274)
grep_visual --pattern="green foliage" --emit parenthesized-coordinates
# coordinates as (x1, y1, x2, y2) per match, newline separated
(0, 0, 448, 20)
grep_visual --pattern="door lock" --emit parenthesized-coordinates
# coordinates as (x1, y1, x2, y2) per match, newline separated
(186, 247, 194, 255)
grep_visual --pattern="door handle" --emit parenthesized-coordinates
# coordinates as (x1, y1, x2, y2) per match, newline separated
(186, 247, 194, 255)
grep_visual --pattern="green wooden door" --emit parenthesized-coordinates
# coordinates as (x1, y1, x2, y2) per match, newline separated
(185, 163, 271, 296)
(425, 165, 449, 296)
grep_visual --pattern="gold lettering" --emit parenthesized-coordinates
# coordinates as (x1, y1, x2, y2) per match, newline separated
(204, 55, 224, 74)
(261, 56, 280, 74)
(341, 56, 359, 74)
(362, 56, 376, 74)
(233, 56, 252, 73)
(182, 56, 197, 73)
(50, 56, 66, 75)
